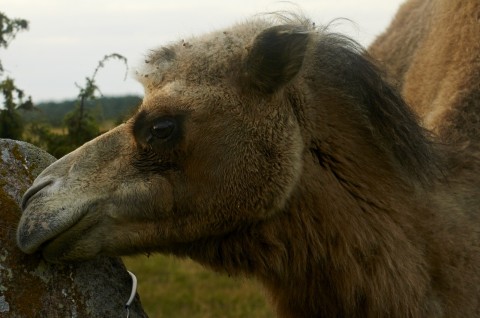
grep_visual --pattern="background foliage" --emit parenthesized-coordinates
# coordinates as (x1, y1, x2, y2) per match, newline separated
(0, 13, 136, 156)
(0, 11, 32, 140)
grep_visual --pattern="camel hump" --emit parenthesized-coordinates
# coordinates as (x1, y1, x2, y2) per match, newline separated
(369, 0, 480, 145)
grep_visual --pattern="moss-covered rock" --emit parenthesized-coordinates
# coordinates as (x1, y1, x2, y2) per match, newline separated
(0, 139, 147, 318)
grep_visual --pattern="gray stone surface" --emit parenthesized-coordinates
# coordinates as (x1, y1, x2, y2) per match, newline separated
(0, 139, 148, 318)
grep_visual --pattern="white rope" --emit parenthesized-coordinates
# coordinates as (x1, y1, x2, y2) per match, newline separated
(125, 271, 138, 318)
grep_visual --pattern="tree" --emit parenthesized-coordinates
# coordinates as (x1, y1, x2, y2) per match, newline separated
(0, 12, 28, 63)
(28, 54, 128, 157)
(64, 53, 128, 146)
(0, 78, 33, 138)
(0, 12, 31, 139)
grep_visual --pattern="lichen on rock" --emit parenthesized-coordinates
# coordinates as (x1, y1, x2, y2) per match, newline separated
(0, 139, 148, 318)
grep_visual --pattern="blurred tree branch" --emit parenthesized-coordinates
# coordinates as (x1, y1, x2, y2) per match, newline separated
(0, 12, 31, 139)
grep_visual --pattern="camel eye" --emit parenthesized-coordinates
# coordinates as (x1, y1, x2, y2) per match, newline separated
(133, 111, 184, 148)
(151, 118, 176, 140)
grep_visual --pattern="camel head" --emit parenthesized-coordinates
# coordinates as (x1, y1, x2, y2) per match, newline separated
(17, 20, 310, 262)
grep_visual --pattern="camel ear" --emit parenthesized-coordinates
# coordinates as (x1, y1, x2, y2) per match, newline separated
(243, 25, 310, 94)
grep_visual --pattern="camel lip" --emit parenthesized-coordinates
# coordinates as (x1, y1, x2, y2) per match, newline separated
(40, 212, 102, 263)
(16, 212, 58, 254)
(17, 201, 90, 255)
(39, 236, 70, 263)
(21, 179, 54, 211)
(36, 235, 76, 263)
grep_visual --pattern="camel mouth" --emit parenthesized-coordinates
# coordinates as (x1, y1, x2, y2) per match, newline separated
(19, 203, 99, 262)
(39, 235, 80, 263)
(37, 238, 60, 261)
(17, 193, 92, 256)
(38, 237, 81, 263)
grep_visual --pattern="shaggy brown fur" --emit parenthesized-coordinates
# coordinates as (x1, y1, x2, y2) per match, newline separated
(369, 0, 480, 144)
(17, 12, 480, 318)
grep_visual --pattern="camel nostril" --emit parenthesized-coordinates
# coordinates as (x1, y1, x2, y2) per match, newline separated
(21, 179, 54, 211)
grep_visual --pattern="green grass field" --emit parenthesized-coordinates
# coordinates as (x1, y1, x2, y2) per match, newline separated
(123, 255, 274, 318)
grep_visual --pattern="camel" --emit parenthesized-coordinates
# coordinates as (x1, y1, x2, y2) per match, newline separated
(16, 11, 480, 318)
(369, 0, 480, 144)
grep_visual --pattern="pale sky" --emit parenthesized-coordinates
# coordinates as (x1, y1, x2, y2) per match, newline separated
(2, 0, 404, 102)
